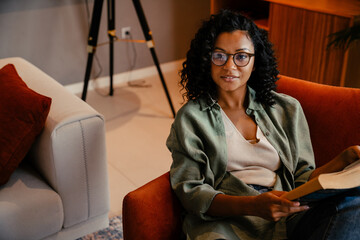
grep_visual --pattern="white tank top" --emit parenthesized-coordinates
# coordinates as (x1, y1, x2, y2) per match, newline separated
(221, 109, 280, 187)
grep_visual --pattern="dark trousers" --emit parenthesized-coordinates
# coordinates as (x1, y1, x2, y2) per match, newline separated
(287, 187, 360, 240)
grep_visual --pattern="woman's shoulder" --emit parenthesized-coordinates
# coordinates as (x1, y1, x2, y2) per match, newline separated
(172, 99, 202, 128)
(264, 91, 306, 119)
(172, 96, 221, 132)
(271, 91, 302, 109)
(176, 96, 217, 118)
(175, 99, 200, 118)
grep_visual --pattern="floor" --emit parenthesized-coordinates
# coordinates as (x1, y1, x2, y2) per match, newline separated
(82, 63, 184, 218)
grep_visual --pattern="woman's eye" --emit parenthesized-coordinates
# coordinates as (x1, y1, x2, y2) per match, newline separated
(235, 53, 248, 61)
(214, 53, 226, 60)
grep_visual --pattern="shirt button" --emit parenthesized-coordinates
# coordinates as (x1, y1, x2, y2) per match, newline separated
(246, 109, 251, 114)
(265, 132, 270, 136)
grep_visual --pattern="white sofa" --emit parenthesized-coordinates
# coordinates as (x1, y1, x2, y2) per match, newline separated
(0, 58, 110, 240)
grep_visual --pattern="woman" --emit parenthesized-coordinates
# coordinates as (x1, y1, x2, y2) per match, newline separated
(167, 10, 360, 240)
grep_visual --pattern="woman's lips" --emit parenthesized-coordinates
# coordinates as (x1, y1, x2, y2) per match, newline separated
(221, 75, 239, 82)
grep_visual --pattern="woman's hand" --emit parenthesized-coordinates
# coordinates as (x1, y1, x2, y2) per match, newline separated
(336, 145, 360, 166)
(207, 191, 309, 222)
(310, 145, 360, 179)
(252, 191, 309, 222)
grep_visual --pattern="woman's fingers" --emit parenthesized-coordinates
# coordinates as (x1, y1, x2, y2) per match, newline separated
(255, 192, 309, 221)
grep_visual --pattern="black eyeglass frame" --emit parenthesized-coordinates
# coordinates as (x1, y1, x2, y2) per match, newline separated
(211, 51, 255, 67)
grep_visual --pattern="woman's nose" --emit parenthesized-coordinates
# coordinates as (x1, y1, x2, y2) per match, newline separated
(223, 56, 237, 69)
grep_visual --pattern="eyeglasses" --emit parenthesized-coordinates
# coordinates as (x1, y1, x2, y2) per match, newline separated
(211, 51, 255, 67)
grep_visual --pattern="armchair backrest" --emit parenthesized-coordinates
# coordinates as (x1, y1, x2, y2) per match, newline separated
(122, 76, 360, 240)
(276, 75, 360, 167)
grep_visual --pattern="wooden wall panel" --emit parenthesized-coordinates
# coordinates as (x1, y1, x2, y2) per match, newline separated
(269, 3, 351, 86)
(210, 0, 269, 22)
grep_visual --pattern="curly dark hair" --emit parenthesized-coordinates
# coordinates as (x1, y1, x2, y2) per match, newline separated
(180, 9, 279, 106)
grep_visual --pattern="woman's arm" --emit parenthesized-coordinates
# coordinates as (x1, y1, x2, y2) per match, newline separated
(207, 191, 309, 222)
(309, 145, 360, 180)
(167, 103, 228, 221)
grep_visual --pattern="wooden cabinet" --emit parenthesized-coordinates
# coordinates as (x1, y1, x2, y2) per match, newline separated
(210, 0, 270, 30)
(210, 0, 360, 88)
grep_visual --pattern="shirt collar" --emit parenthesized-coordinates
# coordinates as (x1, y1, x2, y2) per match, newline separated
(247, 86, 264, 111)
(197, 93, 218, 111)
(197, 86, 264, 112)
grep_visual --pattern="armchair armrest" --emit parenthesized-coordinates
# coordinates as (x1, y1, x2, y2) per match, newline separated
(123, 172, 183, 240)
(1, 57, 110, 228)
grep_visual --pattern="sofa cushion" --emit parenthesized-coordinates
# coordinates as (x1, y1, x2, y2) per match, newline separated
(0, 64, 52, 185)
(0, 163, 64, 240)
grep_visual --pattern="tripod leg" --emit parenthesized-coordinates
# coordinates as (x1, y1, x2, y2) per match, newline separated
(82, 0, 104, 101)
(82, 53, 94, 100)
(132, 0, 176, 118)
(107, 0, 115, 96)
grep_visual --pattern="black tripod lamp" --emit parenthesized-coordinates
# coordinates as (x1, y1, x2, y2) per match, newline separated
(82, 0, 176, 118)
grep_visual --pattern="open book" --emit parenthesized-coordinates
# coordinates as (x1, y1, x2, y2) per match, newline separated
(281, 160, 360, 202)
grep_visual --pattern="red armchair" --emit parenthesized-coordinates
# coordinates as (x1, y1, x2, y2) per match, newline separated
(122, 75, 360, 239)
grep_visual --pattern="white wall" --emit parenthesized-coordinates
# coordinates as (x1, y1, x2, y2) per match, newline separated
(0, 0, 210, 85)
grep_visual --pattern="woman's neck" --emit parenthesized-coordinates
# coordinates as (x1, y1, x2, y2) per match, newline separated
(218, 88, 248, 110)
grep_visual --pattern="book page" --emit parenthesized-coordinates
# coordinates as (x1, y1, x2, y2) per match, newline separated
(319, 159, 360, 189)
(282, 160, 360, 201)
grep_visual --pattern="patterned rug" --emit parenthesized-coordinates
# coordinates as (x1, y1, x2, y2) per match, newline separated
(77, 215, 123, 240)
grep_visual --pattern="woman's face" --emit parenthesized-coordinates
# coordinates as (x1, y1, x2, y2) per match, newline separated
(211, 30, 255, 96)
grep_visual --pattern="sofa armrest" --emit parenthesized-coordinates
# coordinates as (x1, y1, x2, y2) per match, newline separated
(0, 57, 110, 228)
(123, 172, 183, 240)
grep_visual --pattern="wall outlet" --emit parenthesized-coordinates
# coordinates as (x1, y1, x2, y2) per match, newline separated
(121, 27, 131, 39)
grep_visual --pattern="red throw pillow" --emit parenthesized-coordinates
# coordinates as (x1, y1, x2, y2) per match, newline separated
(0, 64, 51, 185)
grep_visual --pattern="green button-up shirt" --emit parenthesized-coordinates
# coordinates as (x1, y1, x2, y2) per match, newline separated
(167, 87, 315, 239)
